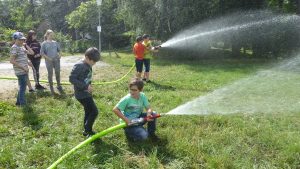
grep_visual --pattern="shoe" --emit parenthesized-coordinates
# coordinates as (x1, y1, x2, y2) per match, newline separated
(142, 78, 146, 81)
(149, 133, 159, 141)
(36, 84, 46, 90)
(57, 86, 64, 94)
(146, 80, 151, 83)
(29, 89, 35, 93)
(82, 130, 96, 137)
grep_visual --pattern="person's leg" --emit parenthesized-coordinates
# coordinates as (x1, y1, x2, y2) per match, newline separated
(16, 74, 28, 105)
(26, 75, 34, 92)
(53, 59, 63, 93)
(78, 97, 99, 134)
(124, 125, 148, 141)
(45, 60, 54, 94)
(140, 112, 156, 135)
(143, 59, 150, 81)
(135, 59, 143, 79)
(32, 58, 44, 88)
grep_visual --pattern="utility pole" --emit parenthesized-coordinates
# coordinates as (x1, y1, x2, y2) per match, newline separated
(97, 0, 102, 53)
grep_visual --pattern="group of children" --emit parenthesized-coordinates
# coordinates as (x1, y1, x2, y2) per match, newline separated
(133, 34, 159, 82)
(10, 30, 63, 106)
(10, 31, 159, 142)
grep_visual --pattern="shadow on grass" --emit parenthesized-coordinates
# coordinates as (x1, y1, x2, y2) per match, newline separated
(126, 136, 176, 165)
(92, 139, 123, 164)
(21, 90, 72, 131)
(155, 48, 271, 72)
(147, 81, 176, 91)
(21, 104, 42, 131)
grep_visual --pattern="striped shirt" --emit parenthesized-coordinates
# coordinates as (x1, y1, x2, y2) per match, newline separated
(10, 44, 28, 75)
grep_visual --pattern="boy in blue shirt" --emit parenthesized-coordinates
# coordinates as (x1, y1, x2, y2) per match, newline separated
(113, 78, 158, 141)
(69, 47, 101, 137)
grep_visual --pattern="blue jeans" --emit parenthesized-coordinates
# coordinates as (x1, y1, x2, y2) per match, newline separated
(124, 112, 157, 141)
(16, 74, 28, 106)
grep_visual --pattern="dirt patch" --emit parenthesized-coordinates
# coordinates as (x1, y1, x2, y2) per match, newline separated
(0, 55, 108, 101)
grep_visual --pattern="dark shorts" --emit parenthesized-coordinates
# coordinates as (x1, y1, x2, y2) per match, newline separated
(143, 59, 150, 72)
(135, 59, 143, 73)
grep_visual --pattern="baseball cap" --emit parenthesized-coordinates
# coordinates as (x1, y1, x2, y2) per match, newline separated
(12, 32, 26, 40)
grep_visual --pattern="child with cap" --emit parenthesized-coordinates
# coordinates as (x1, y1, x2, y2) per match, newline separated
(10, 32, 34, 106)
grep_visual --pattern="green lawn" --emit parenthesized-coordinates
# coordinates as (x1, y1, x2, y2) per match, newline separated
(0, 52, 299, 169)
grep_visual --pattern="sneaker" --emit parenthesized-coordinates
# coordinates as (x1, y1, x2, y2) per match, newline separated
(29, 89, 35, 93)
(82, 130, 96, 137)
(149, 133, 159, 141)
(36, 84, 46, 90)
(57, 86, 64, 94)
(142, 78, 146, 81)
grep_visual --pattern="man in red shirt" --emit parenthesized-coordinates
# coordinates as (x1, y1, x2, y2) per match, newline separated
(133, 36, 146, 79)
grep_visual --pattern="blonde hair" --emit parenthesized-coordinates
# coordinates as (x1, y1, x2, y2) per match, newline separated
(44, 29, 54, 41)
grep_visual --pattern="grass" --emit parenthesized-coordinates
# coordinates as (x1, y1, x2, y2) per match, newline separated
(0, 52, 299, 169)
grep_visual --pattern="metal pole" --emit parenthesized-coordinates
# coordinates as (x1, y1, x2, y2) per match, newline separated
(98, 6, 101, 54)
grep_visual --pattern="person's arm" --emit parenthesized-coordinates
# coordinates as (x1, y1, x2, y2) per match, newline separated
(10, 55, 29, 73)
(143, 94, 153, 119)
(57, 42, 61, 59)
(34, 42, 42, 58)
(69, 64, 89, 90)
(112, 107, 131, 125)
(24, 44, 34, 55)
(28, 60, 33, 67)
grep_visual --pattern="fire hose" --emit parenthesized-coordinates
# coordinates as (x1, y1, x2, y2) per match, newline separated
(47, 113, 162, 169)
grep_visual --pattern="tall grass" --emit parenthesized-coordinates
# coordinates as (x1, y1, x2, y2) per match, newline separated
(0, 52, 299, 168)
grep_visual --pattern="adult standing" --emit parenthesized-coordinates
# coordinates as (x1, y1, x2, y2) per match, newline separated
(40, 29, 64, 95)
(26, 30, 46, 90)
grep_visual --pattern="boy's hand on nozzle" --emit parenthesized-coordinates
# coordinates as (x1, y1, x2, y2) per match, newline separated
(125, 118, 132, 126)
(154, 45, 161, 50)
(147, 113, 154, 121)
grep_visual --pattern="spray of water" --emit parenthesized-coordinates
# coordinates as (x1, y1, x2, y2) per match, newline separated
(167, 55, 300, 115)
(162, 15, 297, 48)
(161, 10, 300, 55)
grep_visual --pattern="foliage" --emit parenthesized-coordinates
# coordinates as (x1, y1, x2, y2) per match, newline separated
(1, 53, 300, 168)
(1, 0, 300, 54)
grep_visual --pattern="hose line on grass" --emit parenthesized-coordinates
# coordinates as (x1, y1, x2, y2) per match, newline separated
(0, 63, 135, 86)
(47, 123, 127, 169)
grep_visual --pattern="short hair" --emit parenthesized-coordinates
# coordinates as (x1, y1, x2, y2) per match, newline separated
(85, 47, 101, 62)
(142, 34, 150, 39)
(129, 78, 144, 90)
(136, 36, 143, 42)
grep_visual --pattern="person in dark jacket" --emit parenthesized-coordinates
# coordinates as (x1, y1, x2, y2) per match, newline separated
(26, 30, 46, 90)
(69, 47, 101, 137)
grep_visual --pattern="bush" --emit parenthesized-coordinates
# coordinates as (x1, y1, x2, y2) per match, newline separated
(0, 28, 16, 57)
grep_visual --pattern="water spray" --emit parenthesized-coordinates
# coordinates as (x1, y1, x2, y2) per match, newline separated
(47, 113, 162, 169)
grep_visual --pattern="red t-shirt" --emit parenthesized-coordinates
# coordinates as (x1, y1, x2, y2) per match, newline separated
(133, 42, 145, 60)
